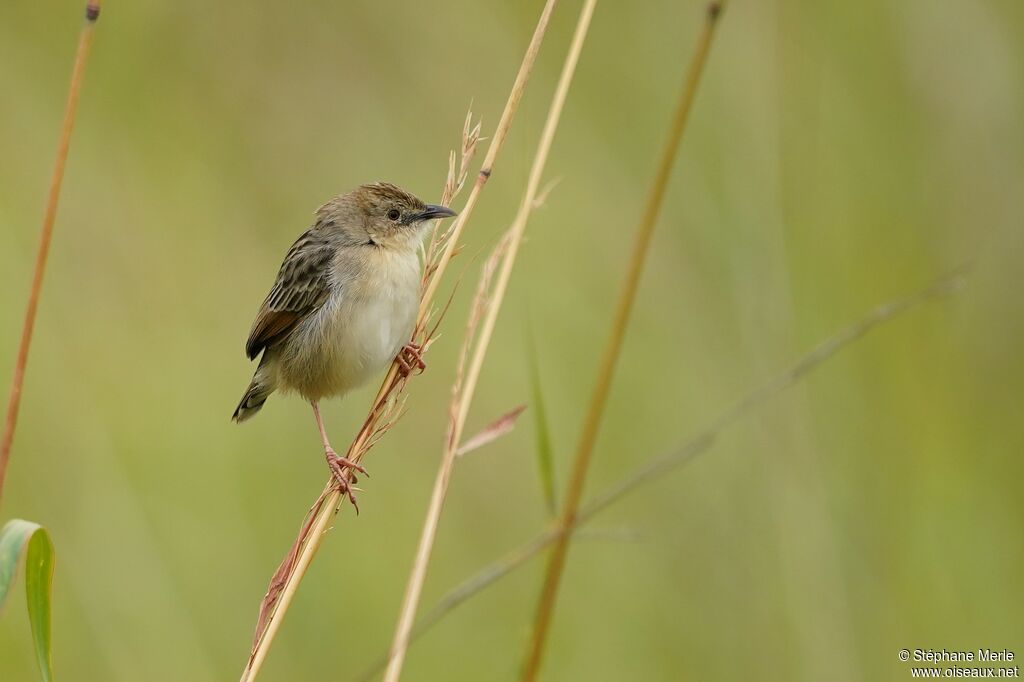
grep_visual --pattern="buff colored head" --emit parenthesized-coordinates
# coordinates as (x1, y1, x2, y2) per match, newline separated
(315, 182, 456, 250)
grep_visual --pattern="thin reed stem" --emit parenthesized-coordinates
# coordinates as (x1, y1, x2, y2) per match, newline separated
(382, 3, 597, 680)
(0, 1, 102, 504)
(353, 267, 966, 682)
(418, 0, 560, 314)
(520, 3, 727, 679)
(240, 2, 559, 679)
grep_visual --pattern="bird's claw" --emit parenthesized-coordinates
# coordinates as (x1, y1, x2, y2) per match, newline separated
(397, 342, 427, 377)
(325, 449, 369, 513)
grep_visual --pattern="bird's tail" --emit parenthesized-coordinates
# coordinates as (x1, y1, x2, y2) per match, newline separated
(232, 356, 277, 423)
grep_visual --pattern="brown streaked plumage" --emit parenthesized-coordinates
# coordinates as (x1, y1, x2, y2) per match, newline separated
(232, 182, 456, 508)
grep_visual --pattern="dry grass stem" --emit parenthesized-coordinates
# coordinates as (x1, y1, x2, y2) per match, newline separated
(353, 268, 967, 682)
(381, 3, 597, 679)
(241, 116, 477, 680)
(521, 3, 727, 678)
(0, 1, 102, 503)
(240, 2, 559, 679)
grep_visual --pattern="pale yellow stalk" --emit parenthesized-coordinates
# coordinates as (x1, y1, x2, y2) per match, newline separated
(521, 2, 728, 679)
(381, 2, 598, 680)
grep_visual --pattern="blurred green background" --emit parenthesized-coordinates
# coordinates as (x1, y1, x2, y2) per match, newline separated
(2, 1, 1022, 680)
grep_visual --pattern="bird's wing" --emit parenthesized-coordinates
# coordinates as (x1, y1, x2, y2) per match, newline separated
(245, 229, 334, 359)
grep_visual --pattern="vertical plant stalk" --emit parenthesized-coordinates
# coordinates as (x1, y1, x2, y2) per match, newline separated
(239, 2, 559, 680)
(381, 3, 598, 680)
(0, 0, 102, 504)
(520, 3, 727, 680)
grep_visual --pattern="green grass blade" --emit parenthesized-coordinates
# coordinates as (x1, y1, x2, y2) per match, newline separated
(26, 526, 55, 682)
(526, 326, 557, 516)
(0, 519, 56, 682)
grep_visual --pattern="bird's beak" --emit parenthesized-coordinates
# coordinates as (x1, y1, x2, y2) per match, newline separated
(418, 204, 458, 221)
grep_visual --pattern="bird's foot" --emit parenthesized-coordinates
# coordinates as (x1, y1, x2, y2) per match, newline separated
(325, 449, 369, 513)
(396, 342, 427, 377)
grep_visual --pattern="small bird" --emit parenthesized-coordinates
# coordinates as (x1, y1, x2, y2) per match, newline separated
(232, 182, 457, 509)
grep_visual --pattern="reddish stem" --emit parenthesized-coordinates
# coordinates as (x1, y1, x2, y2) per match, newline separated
(0, 1, 101, 503)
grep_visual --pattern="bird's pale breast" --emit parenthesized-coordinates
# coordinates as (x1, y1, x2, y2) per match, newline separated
(277, 247, 420, 402)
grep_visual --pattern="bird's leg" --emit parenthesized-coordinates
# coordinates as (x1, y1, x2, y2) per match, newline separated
(396, 342, 427, 377)
(311, 402, 368, 512)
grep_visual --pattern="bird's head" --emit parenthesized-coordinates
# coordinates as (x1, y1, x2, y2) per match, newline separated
(318, 182, 457, 251)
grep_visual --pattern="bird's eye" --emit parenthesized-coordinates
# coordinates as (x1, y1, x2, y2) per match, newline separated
(387, 208, 401, 221)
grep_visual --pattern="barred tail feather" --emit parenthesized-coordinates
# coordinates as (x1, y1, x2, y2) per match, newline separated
(232, 357, 277, 423)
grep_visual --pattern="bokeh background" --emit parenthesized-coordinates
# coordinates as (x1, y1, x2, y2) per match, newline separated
(2, 1, 1022, 680)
